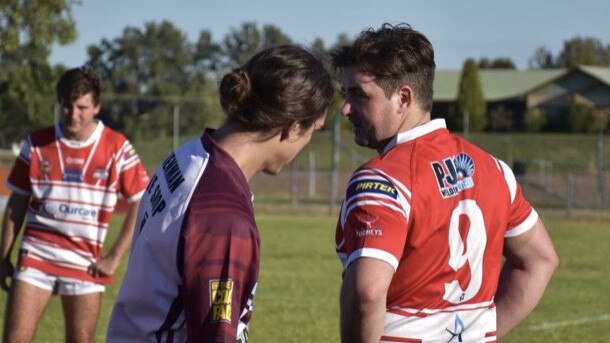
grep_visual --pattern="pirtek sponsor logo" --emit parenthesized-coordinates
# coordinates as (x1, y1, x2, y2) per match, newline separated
(355, 181, 396, 195)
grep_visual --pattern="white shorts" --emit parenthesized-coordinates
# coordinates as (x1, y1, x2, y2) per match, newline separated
(13, 267, 105, 296)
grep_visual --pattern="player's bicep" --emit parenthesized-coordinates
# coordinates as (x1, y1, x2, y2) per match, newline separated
(503, 219, 558, 269)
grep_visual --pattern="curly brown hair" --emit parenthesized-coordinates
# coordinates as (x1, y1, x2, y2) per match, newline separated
(331, 23, 435, 112)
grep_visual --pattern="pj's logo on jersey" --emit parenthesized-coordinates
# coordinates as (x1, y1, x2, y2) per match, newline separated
(210, 279, 233, 323)
(430, 153, 475, 198)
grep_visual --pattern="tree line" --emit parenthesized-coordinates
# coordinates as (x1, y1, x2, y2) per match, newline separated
(2, 0, 610, 148)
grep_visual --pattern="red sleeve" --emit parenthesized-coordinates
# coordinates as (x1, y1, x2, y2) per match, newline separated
(182, 209, 259, 342)
(337, 169, 409, 271)
(117, 140, 150, 202)
(6, 141, 32, 195)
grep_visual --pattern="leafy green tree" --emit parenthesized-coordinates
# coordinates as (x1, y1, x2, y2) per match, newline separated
(529, 37, 610, 69)
(262, 24, 292, 49)
(567, 100, 595, 132)
(479, 57, 515, 69)
(222, 22, 262, 68)
(0, 0, 78, 147)
(456, 59, 487, 132)
(523, 108, 547, 132)
(86, 20, 210, 139)
(490, 58, 516, 69)
(528, 47, 555, 69)
(194, 30, 222, 75)
(557, 36, 610, 67)
(221, 22, 293, 68)
(478, 57, 491, 69)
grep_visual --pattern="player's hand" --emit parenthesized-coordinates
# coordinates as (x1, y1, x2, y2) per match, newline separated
(0, 258, 15, 291)
(89, 255, 119, 277)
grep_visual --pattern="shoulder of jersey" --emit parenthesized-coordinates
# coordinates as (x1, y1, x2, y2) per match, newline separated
(101, 126, 129, 145)
(28, 126, 56, 147)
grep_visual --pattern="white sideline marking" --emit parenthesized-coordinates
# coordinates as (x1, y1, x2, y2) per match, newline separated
(526, 313, 610, 331)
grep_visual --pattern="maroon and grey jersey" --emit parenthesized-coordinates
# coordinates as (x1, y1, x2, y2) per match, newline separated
(108, 130, 259, 342)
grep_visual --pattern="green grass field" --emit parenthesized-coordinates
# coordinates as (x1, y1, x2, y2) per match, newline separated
(0, 214, 608, 342)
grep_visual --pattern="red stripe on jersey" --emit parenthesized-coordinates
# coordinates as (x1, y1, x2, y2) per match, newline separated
(380, 335, 422, 342)
(387, 308, 427, 318)
(24, 227, 101, 254)
(485, 331, 497, 337)
(20, 256, 113, 284)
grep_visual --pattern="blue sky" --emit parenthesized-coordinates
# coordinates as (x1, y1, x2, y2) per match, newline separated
(50, 0, 610, 70)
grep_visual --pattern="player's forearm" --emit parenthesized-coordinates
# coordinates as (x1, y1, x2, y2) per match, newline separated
(105, 201, 139, 261)
(340, 285, 386, 342)
(1, 194, 29, 259)
(0, 221, 19, 260)
(495, 258, 557, 338)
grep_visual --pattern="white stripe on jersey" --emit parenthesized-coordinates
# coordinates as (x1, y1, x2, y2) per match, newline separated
(346, 247, 399, 271)
(125, 189, 145, 203)
(505, 209, 539, 238)
(497, 159, 517, 203)
(344, 199, 407, 222)
(27, 216, 107, 244)
(30, 182, 118, 208)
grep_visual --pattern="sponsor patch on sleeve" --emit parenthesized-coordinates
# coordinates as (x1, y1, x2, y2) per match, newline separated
(123, 147, 136, 161)
(210, 279, 233, 323)
(347, 179, 398, 199)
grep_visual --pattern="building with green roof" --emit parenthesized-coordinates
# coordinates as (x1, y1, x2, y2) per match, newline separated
(432, 66, 610, 131)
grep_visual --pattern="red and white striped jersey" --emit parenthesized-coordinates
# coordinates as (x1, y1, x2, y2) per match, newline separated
(6, 121, 149, 284)
(336, 119, 538, 342)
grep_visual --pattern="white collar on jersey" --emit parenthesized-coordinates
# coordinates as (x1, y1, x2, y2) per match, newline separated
(55, 120, 104, 148)
(382, 118, 447, 154)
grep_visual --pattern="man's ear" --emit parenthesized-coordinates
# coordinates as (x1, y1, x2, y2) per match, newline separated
(94, 103, 102, 116)
(280, 121, 301, 142)
(397, 85, 413, 111)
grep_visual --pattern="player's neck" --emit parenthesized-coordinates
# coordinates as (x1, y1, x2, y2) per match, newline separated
(210, 123, 272, 182)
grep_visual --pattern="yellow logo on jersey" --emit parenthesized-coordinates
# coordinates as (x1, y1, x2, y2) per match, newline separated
(352, 180, 398, 199)
(210, 279, 233, 322)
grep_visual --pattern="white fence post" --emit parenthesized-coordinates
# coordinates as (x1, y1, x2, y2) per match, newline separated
(565, 174, 573, 219)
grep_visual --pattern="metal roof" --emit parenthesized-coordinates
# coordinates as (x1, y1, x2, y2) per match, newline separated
(434, 68, 568, 102)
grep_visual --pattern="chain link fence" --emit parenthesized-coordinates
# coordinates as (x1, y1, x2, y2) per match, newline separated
(249, 155, 610, 218)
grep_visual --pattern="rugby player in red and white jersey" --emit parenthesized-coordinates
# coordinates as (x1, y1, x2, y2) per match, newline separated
(107, 45, 334, 342)
(0, 66, 150, 342)
(331, 24, 559, 343)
